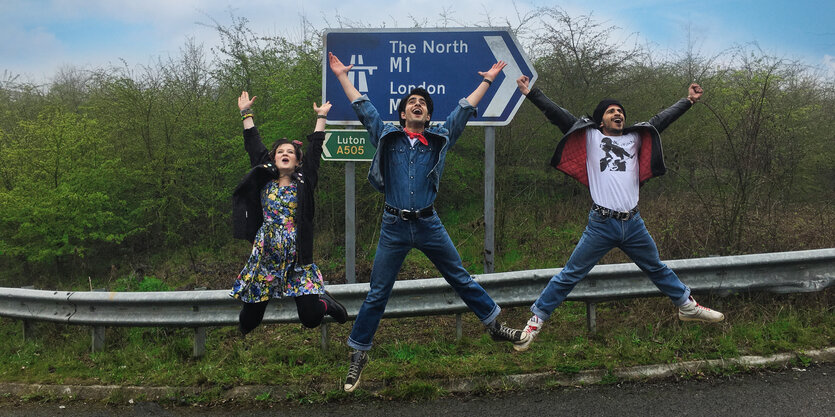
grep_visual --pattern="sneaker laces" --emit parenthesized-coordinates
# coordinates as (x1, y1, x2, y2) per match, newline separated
(680, 297, 698, 312)
(524, 316, 542, 334)
(347, 353, 365, 380)
(682, 297, 711, 313)
(491, 322, 518, 340)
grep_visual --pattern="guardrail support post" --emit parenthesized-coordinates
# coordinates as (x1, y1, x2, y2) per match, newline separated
(455, 313, 463, 341)
(21, 286, 35, 341)
(586, 302, 597, 334)
(91, 326, 105, 352)
(193, 327, 207, 358)
(191, 288, 207, 358)
(22, 320, 34, 341)
(91, 288, 106, 352)
(320, 323, 329, 351)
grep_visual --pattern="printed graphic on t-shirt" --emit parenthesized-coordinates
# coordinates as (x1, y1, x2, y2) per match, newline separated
(599, 137, 634, 172)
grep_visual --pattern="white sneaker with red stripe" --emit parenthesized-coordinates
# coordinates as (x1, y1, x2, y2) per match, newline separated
(513, 315, 544, 352)
(678, 296, 725, 323)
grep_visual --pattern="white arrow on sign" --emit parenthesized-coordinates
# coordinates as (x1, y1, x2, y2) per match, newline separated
(322, 132, 334, 158)
(482, 35, 523, 118)
(322, 130, 374, 161)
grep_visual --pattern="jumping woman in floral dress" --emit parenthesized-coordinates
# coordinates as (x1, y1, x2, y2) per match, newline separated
(230, 91, 347, 335)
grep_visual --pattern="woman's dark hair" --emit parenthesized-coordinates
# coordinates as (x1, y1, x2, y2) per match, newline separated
(269, 138, 304, 180)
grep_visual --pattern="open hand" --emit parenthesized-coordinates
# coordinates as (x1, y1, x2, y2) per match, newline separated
(238, 91, 256, 111)
(328, 52, 353, 77)
(314, 101, 332, 116)
(478, 61, 507, 82)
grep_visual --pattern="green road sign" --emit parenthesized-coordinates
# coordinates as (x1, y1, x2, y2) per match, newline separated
(322, 129, 376, 161)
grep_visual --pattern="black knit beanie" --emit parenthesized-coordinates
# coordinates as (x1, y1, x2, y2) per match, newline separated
(592, 99, 625, 126)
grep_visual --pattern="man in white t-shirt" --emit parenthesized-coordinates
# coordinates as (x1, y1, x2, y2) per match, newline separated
(513, 76, 724, 351)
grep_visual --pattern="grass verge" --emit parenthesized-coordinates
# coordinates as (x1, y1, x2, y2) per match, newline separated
(0, 291, 831, 404)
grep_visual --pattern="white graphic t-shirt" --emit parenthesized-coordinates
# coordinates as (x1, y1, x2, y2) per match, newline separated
(586, 129, 640, 212)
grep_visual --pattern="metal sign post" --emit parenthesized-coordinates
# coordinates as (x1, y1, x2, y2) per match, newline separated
(344, 161, 356, 283)
(322, 130, 374, 284)
(484, 127, 496, 273)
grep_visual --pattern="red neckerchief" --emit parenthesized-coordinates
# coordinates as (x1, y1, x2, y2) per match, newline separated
(403, 128, 428, 146)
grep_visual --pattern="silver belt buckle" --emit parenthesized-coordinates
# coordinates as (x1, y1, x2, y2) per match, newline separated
(399, 209, 410, 221)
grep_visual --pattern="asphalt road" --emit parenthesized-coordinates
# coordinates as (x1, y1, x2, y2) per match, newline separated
(1, 363, 832, 416)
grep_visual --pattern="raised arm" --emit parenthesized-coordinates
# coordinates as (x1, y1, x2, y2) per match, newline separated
(648, 83, 703, 133)
(303, 102, 331, 182)
(465, 61, 506, 107)
(329, 52, 362, 102)
(237, 91, 269, 166)
(313, 101, 331, 132)
(518, 76, 578, 134)
(329, 52, 389, 146)
(238, 91, 256, 130)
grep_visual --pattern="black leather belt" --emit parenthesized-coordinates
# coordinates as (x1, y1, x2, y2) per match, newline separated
(592, 203, 638, 220)
(384, 203, 435, 221)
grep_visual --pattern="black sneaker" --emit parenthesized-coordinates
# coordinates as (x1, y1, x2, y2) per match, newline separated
(487, 320, 529, 344)
(321, 291, 348, 324)
(344, 350, 369, 392)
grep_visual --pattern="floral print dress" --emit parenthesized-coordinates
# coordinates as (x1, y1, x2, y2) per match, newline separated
(230, 180, 324, 303)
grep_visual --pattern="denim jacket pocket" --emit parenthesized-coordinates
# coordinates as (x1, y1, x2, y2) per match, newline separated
(388, 146, 405, 166)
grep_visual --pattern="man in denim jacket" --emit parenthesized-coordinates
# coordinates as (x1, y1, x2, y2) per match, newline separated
(511, 76, 725, 353)
(329, 52, 528, 392)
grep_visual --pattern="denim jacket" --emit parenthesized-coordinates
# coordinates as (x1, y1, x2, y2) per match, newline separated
(351, 95, 476, 194)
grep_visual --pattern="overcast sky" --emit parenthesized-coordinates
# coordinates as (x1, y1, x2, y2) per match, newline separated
(1, 0, 833, 83)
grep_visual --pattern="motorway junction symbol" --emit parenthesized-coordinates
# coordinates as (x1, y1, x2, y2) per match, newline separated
(323, 27, 537, 127)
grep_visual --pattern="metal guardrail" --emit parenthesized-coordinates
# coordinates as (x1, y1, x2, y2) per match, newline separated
(1, 249, 833, 356)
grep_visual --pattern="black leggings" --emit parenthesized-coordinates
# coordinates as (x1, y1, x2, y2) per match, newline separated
(238, 294, 325, 335)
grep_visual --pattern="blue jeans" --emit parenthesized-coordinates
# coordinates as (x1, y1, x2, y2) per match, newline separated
(348, 211, 501, 351)
(531, 210, 691, 321)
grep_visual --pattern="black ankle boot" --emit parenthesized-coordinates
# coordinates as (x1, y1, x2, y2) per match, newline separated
(320, 291, 348, 323)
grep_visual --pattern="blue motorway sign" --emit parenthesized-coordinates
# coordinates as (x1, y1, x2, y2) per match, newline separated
(322, 28, 537, 127)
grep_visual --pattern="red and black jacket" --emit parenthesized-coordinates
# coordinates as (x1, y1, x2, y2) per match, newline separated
(525, 87, 693, 186)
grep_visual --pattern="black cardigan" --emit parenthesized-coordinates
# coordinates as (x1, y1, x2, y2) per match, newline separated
(231, 127, 324, 266)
